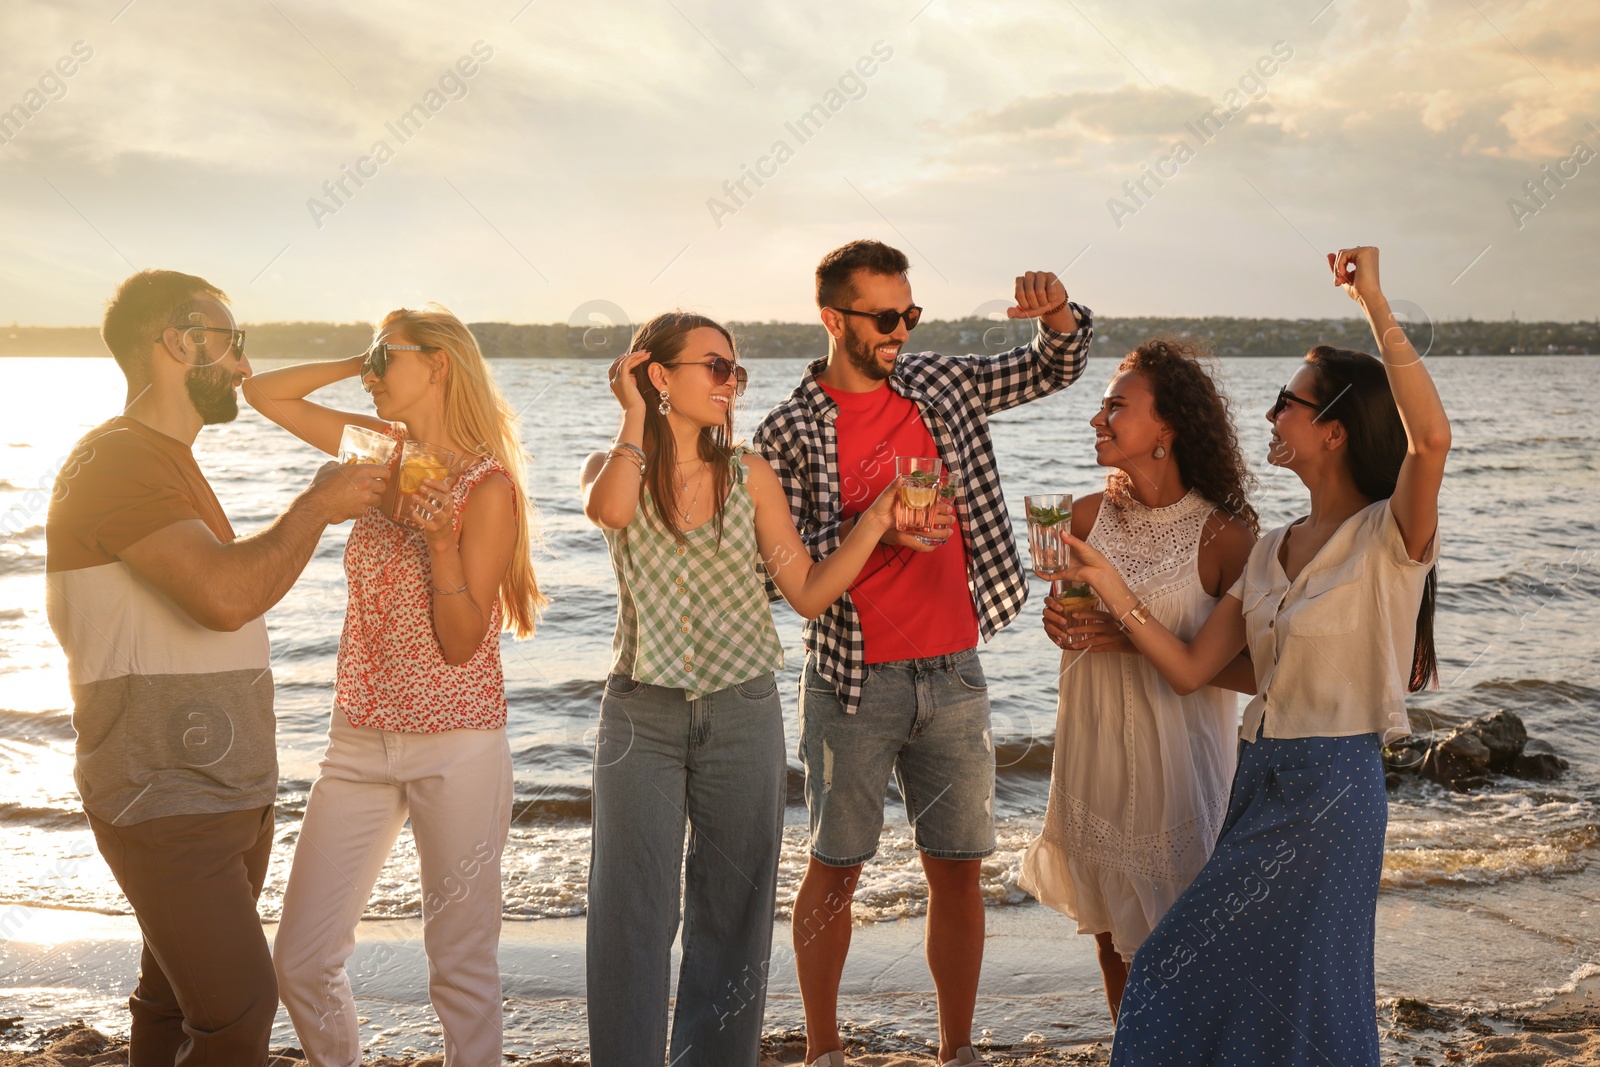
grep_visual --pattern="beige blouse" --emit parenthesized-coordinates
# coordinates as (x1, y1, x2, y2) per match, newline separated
(1227, 499, 1438, 744)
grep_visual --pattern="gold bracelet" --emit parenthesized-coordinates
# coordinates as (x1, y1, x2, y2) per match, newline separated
(1119, 599, 1151, 626)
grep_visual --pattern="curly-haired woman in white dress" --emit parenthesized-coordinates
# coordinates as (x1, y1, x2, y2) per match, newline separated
(1019, 338, 1258, 1022)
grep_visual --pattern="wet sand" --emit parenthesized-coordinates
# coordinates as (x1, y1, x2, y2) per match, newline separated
(6, 872, 1600, 1065)
(6, 1011, 1600, 1066)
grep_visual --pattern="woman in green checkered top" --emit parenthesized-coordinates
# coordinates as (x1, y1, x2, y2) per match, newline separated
(579, 310, 900, 1067)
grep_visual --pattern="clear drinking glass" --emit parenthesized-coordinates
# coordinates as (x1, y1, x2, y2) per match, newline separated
(394, 440, 456, 526)
(914, 470, 962, 546)
(895, 456, 943, 534)
(938, 471, 962, 508)
(1025, 492, 1098, 648)
(338, 424, 396, 466)
(1024, 493, 1073, 579)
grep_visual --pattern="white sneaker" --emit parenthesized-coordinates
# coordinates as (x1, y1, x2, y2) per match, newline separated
(941, 1049, 989, 1067)
(808, 1053, 846, 1067)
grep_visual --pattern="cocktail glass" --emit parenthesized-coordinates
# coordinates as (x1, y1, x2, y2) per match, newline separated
(1025, 493, 1098, 649)
(896, 456, 943, 534)
(338, 424, 396, 466)
(913, 470, 961, 546)
(1024, 494, 1073, 579)
(394, 440, 456, 526)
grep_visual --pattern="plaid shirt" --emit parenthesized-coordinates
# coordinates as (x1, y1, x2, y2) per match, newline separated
(753, 304, 1094, 712)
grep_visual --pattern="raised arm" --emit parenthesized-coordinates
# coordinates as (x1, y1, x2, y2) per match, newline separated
(118, 461, 388, 631)
(1057, 533, 1248, 696)
(966, 271, 1093, 414)
(242, 354, 387, 456)
(581, 351, 650, 530)
(745, 456, 899, 619)
(1332, 246, 1451, 561)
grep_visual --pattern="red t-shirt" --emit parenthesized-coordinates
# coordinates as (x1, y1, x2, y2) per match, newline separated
(821, 382, 979, 663)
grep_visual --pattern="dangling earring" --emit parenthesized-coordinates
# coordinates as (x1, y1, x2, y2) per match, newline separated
(1153, 444, 1168, 459)
(658, 391, 672, 416)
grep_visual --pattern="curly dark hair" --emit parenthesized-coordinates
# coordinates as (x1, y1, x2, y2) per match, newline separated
(1104, 337, 1260, 534)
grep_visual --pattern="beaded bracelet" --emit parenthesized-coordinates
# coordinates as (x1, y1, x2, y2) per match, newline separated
(432, 580, 469, 596)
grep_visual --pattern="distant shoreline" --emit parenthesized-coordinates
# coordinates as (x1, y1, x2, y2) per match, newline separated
(4, 316, 1596, 360)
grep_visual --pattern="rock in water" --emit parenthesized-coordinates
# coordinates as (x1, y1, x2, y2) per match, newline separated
(1460, 710, 1528, 772)
(1512, 737, 1569, 780)
(1422, 731, 1492, 791)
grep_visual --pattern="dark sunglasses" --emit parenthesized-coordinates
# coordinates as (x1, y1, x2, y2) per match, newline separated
(664, 357, 748, 396)
(1271, 386, 1323, 420)
(362, 343, 438, 379)
(155, 324, 247, 361)
(828, 305, 922, 334)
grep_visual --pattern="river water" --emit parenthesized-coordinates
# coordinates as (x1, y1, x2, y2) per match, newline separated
(1, 350, 1597, 1032)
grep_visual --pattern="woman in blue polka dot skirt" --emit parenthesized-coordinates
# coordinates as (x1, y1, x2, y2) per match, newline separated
(1055, 246, 1449, 1065)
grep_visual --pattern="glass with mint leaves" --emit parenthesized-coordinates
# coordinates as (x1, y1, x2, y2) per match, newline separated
(1025, 494, 1097, 635)
(895, 456, 944, 535)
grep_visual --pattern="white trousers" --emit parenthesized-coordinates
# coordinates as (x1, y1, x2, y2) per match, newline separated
(275, 711, 513, 1067)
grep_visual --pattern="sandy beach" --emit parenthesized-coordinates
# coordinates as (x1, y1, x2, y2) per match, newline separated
(5, 1004, 1600, 1066)
(7, 870, 1600, 1067)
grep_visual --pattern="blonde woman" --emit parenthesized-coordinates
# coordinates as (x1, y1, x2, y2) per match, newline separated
(243, 305, 545, 1067)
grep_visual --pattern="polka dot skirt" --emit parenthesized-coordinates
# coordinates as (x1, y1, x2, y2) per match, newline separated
(1111, 727, 1387, 1066)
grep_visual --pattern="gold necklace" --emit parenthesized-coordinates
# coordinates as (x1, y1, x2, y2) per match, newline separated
(676, 463, 708, 524)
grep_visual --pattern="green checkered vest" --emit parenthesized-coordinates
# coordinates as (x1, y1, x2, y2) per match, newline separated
(604, 448, 785, 699)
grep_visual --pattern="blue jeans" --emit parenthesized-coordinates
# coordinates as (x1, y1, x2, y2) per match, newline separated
(798, 649, 997, 866)
(586, 671, 787, 1067)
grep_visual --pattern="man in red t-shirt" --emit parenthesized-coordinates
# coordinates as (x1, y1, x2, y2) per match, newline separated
(46, 270, 386, 1065)
(755, 240, 1093, 1067)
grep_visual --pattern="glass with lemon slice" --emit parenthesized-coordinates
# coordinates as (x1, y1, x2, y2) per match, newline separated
(394, 440, 456, 526)
(894, 456, 943, 535)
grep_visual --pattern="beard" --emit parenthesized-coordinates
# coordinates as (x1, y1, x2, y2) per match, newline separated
(185, 361, 239, 424)
(843, 322, 894, 382)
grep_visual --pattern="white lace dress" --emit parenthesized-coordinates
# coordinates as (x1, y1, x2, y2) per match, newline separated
(1019, 490, 1239, 961)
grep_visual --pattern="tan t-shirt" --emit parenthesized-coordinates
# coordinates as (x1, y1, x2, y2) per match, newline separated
(46, 417, 276, 825)
(1227, 498, 1439, 745)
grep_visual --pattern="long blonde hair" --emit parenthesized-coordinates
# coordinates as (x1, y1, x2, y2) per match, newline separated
(378, 305, 548, 637)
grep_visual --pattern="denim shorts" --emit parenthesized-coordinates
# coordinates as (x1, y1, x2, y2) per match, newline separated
(797, 648, 997, 866)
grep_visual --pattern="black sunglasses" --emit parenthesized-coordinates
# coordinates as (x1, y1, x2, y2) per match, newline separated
(362, 343, 439, 379)
(155, 324, 247, 362)
(664, 356, 748, 396)
(828, 305, 922, 334)
(1271, 386, 1323, 420)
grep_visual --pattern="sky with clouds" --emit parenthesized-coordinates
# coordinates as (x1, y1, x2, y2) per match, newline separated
(0, 0, 1596, 328)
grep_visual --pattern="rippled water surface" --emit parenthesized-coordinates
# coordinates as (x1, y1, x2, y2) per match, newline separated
(1, 353, 1596, 939)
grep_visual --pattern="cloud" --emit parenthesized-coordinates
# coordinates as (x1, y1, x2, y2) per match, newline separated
(961, 86, 1214, 139)
(0, 0, 1596, 326)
